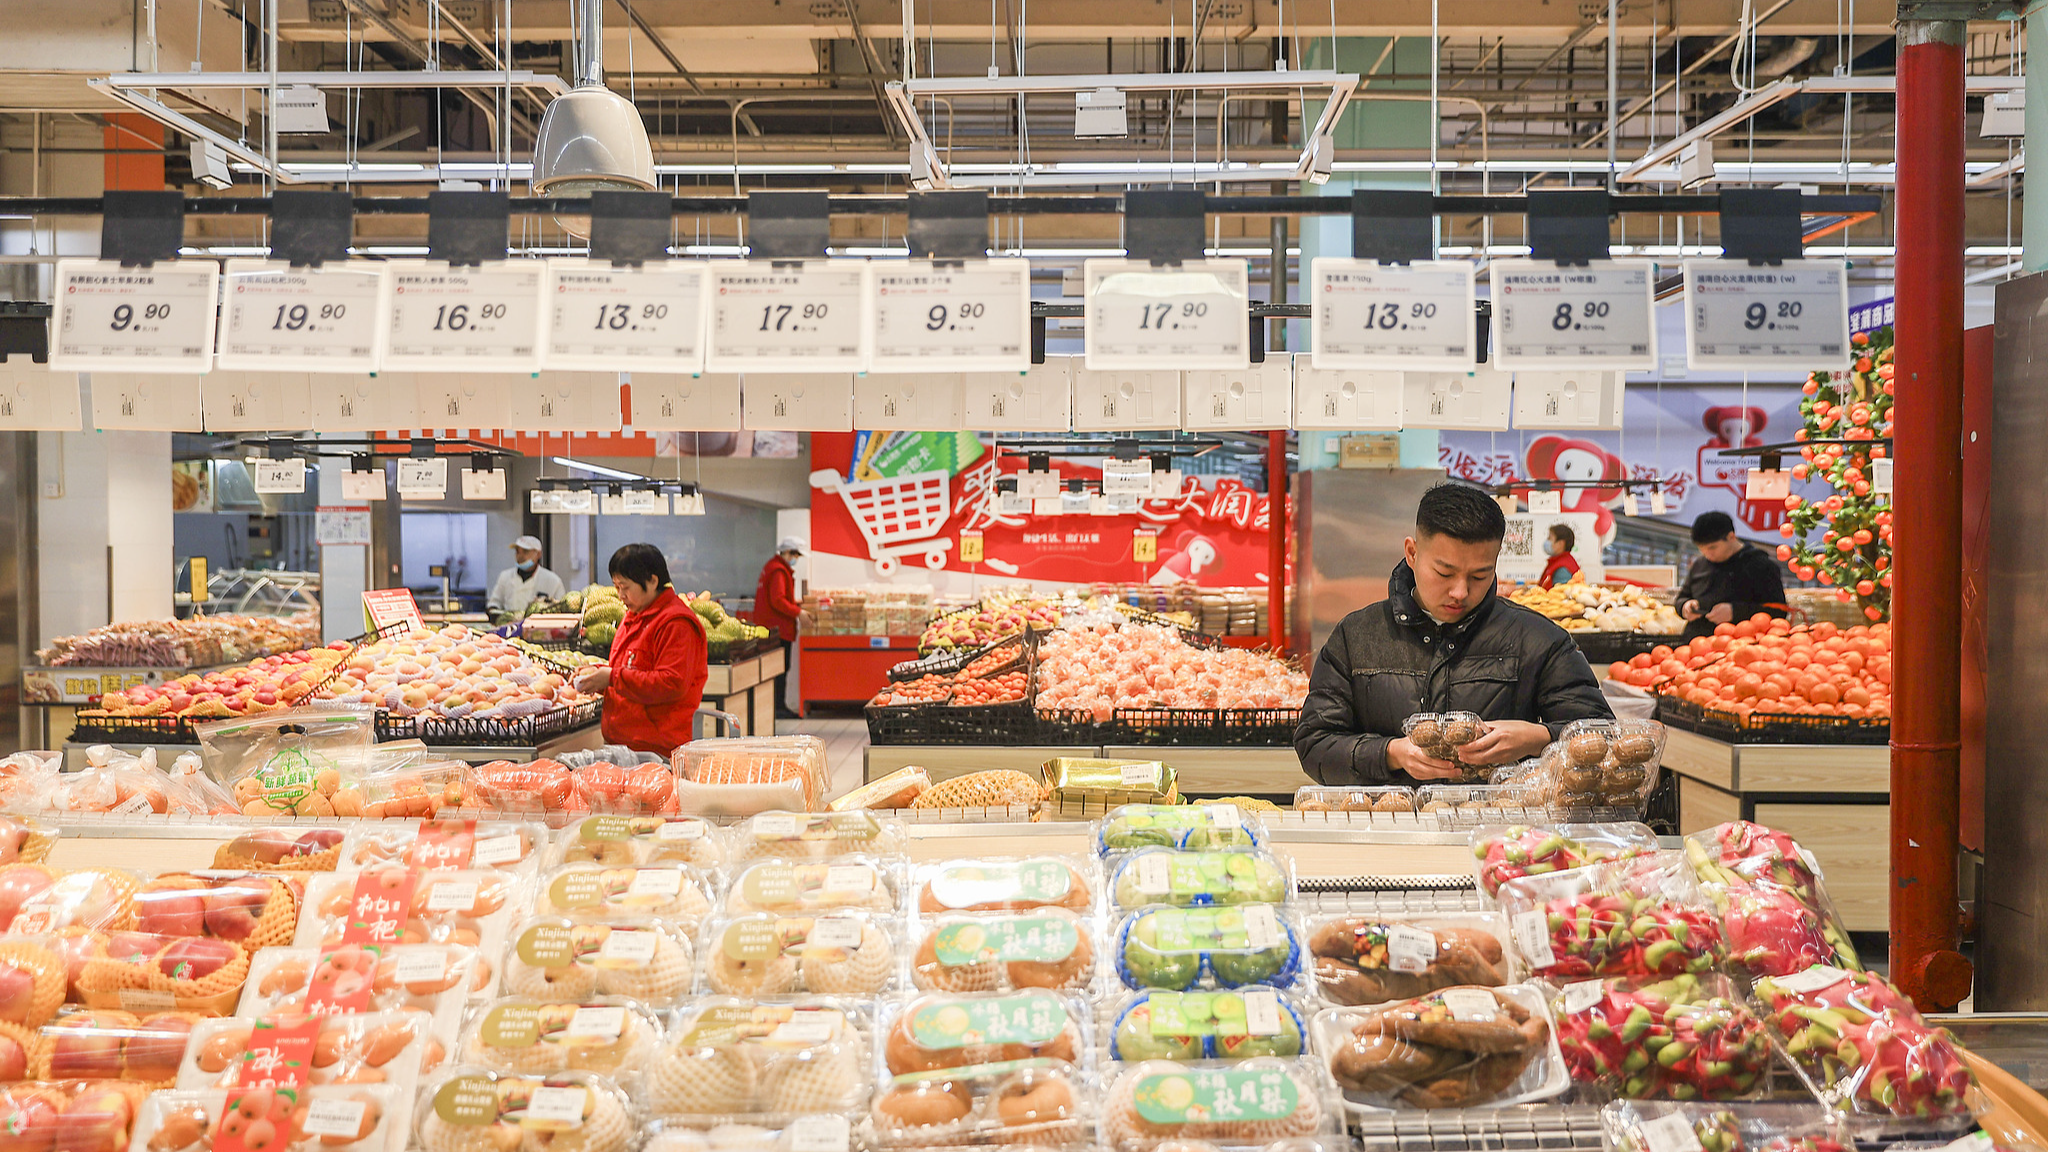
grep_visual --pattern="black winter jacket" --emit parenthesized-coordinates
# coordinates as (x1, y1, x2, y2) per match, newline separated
(1293, 560, 1614, 785)
(1677, 544, 1789, 640)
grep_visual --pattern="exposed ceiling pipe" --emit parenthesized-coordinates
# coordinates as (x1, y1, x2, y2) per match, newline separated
(531, 0, 657, 228)
(1753, 36, 1821, 77)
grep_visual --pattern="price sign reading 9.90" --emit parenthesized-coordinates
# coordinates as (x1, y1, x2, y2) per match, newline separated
(383, 261, 547, 372)
(869, 258, 1032, 373)
(1083, 258, 1250, 371)
(542, 260, 710, 372)
(217, 260, 391, 372)
(707, 261, 870, 373)
(50, 259, 220, 373)
(1682, 259, 1851, 371)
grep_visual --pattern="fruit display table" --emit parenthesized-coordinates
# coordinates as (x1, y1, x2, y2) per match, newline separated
(1660, 726, 1890, 932)
(800, 634, 920, 713)
(704, 643, 786, 737)
(865, 743, 1313, 799)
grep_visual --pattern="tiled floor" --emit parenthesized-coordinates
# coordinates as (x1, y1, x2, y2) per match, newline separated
(775, 715, 869, 799)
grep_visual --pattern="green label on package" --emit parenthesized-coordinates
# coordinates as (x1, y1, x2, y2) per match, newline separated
(1134, 852, 1272, 899)
(1151, 905, 1282, 953)
(1115, 805, 1241, 830)
(933, 915, 1080, 966)
(1147, 991, 1282, 1037)
(908, 993, 1069, 1049)
(927, 861, 1074, 910)
(432, 1075, 502, 1125)
(1131, 1068, 1300, 1125)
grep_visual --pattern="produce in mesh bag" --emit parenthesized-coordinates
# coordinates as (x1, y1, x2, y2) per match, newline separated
(1496, 853, 1725, 980)
(725, 859, 893, 917)
(1469, 823, 1660, 898)
(1103, 1057, 1327, 1148)
(460, 995, 663, 1077)
(1319, 985, 1559, 1109)
(702, 913, 897, 998)
(1306, 915, 1507, 1006)
(501, 916, 694, 1008)
(1752, 966, 1973, 1119)
(193, 706, 374, 818)
(548, 814, 724, 869)
(910, 769, 1048, 811)
(1550, 974, 1771, 1100)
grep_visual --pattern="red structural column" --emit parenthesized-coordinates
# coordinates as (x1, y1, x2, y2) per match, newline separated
(1268, 430, 1288, 653)
(1890, 19, 1974, 1010)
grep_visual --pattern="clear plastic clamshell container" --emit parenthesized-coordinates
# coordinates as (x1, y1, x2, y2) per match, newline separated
(699, 912, 901, 999)
(1100, 1057, 1337, 1151)
(1108, 848, 1293, 912)
(459, 994, 664, 1081)
(912, 856, 1099, 917)
(534, 862, 715, 933)
(1311, 983, 1569, 1111)
(725, 858, 900, 917)
(415, 1066, 637, 1152)
(911, 907, 1099, 995)
(548, 814, 726, 869)
(501, 914, 697, 1009)
(1114, 904, 1304, 992)
(645, 997, 872, 1125)
(1096, 804, 1267, 856)
(1107, 988, 1311, 1062)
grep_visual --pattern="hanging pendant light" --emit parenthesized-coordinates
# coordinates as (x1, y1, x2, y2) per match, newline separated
(532, 0, 655, 236)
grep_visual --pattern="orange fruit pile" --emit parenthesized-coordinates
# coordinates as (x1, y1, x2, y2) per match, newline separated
(1611, 616, 1892, 721)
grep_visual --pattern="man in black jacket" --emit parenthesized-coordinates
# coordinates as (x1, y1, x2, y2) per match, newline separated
(1294, 483, 1613, 785)
(1677, 510, 1789, 641)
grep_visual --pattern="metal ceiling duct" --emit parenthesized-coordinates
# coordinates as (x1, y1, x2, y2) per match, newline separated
(532, 0, 655, 232)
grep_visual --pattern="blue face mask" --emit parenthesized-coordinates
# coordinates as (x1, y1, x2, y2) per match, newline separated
(517, 560, 537, 575)
(1542, 539, 1557, 556)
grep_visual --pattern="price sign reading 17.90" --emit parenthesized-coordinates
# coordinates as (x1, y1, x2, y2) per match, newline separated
(50, 259, 220, 373)
(1309, 258, 1477, 371)
(1682, 259, 1851, 371)
(869, 258, 1032, 373)
(1083, 258, 1250, 371)
(382, 261, 548, 373)
(217, 260, 391, 373)
(541, 259, 710, 373)
(707, 262, 870, 373)
(1490, 258, 1658, 371)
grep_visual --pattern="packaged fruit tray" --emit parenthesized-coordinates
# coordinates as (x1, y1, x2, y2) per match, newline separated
(1654, 694, 1888, 746)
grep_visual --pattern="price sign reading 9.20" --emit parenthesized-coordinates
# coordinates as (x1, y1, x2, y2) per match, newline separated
(706, 262, 870, 372)
(50, 259, 220, 373)
(1682, 259, 1850, 371)
(1309, 258, 1477, 371)
(869, 258, 1031, 373)
(1083, 258, 1250, 371)
(383, 261, 547, 372)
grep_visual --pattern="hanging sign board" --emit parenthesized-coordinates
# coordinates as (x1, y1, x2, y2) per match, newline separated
(542, 259, 710, 372)
(706, 262, 870, 373)
(383, 261, 547, 372)
(50, 259, 220, 373)
(217, 260, 391, 372)
(341, 470, 386, 500)
(1682, 259, 1852, 371)
(1526, 489, 1564, 515)
(869, 258, 1032, 373)
(1309, 258, 1478, 370)
(395, 457, 448, 499)
(316, 505, 373, 546)
(1084, 258, 1250, 371)
(251, 458, 307, 494)
(460, 468, 508, 501)
(1491, 259, 1658, 371)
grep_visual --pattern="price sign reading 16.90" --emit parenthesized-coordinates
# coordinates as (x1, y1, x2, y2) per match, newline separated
(383, 261, 548, 373)
(50, 259, 220, 373)
(1083, 258, 1250, 371)
(707, 262, 870, 373)
(1682, 259, 1850, 371)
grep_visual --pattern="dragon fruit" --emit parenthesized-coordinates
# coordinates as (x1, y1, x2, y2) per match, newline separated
(1687, 821, 1824, 903)
(1472, 823, 1656, 897)
(1754, 967, 1973, 1118)
(1554, 975, 1772, 1100)
(1511, 889, 1726, 979)
(1720, 883, 1860, 977)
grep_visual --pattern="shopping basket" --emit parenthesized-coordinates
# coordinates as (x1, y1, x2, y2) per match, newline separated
(809, 468, 954, 576)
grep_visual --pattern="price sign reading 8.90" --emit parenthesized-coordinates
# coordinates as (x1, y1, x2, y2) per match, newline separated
(50, 259, 220, 373)
(869, 258, 1031, 373)
(707, 262, 870, 372)
(383, 261, 547, 372)
(1491, 258, 1658, 371)
(1310, 258, 1477, 371)
(217, 260, 391, 372)
(1683, 259, 1851, 371)
(1083, 258, 1250, 371)
(542, 260, 710, 372)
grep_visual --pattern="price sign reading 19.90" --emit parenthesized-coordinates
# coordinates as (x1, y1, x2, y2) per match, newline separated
(1309, 258, 1477, 371)
(869, 258, 1032, 373)
(541, 260, 710, 373)
(707, 262, 870, 373)
(1083, 258, 1250, 371)
(50, 259, 220, 373)
(1682, 259, 1851, 371)
(383, 261, 547, 372)
(217, 260, 391, 373)
(1491, 258, 1658, 371)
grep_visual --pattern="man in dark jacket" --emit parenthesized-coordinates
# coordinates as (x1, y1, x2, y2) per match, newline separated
(1294, 483, 1613, 785)
(1677, 510, 1788, 640)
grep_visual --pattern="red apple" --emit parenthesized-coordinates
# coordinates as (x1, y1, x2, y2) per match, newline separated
(291, 830, 343, 856)
(51, 1089, 132, 1152)
(201, 879, 272, 941)
(154, 938, 238, 983)
(121, 1013, 195, 1081)
(0, 964, 40, 1026)
(48, 935, 94, 1002)
(0, 1034, 26, 1082)
(0, 1087, 60, 1152)
(44, 1014, 123, 1079)
(0, 869, 55, 931)
(100, 933, 160, 966)
(226, 831, 295, 866)
(134, 882, 208, 938)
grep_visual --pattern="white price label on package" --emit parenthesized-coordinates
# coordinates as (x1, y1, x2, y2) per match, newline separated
(424, 879, 478, 912)
(1492, 259, 1658, 370)
(543, 259, 709, 372)
(599, 929, 659, 963)
(870, 258, 1032, 372)
(809, 917, 864, 950)
(656, 820, 705, 841)
(1385, 924, 1438, 974)
(51, 259, 219, 372)
(627, 868, 683, 898)
(1563, 980, 1607, 1015)
(567, 1006, 627, 1040)
(790, 1115, 851, 1152)
(526, 1086, 591, 1126)
(252, 459, 306, 493)
(1683, 259, 1851, 370)
(1310, 258, 1477, 370)
(301, 1099, 369, 1139)
(1772, 965, 1852, 995)
(824, 865, 874, 893)
(392, 950, 447, 984)
(1243, 988, 1282, 1035)
(1084, 258, 1249, 370)
(1243, 905, 1281, 950)
(707, 261, 869, 372)
(384, 261, 547, 372)
(1512, 909, 1557, 967)
(218, 260, 391, 372)
(1640, 1113, 1705, 1152)
(1440, 988, 1500, 1022)
(1101, 458, 1155, 496)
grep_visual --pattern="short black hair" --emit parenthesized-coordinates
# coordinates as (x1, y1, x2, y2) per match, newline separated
(1416, 483, 1506, 544)
(607, 543, 673, 591)
(1549, 523, 1576, 552)
(1691, 511, 1737, 544)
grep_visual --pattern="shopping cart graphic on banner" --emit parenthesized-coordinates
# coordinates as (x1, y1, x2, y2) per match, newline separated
(809, 468, 955, 576)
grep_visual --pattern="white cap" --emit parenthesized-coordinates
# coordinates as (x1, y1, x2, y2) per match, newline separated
(512, 535, 544, 552)
(778, 536, 807, 554)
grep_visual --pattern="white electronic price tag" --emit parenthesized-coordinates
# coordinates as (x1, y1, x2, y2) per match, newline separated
(342, 471, 387, 501)
(556, 489, 597, 514)
(622, 490, 667, 515)
(460, 469, 507, 500)
(1527, 489, 1564, 515)
(707, 261, 871, 372)
(395, 457, 448, 499)
(673, 491, 706, 515)
(1083, 258, 1249, 371)
(51, 259, 219, 373)
(600, 492, 629, 516)
(1309, 259, 1478, 370)
(542, 259, 710, 372)
(1101, 458, 1154, 496)
(1745, 470, 1792, 500)
(383, 261, 547, 372)
(870, 258, 1032, 372)
(1491, 259, 1658, 371)
(1872, 457, 1894, 495)
(1650, 489, 1668, 515)
(252, 459, 306, 494)
(1683, 259, 1852, 371)
(217, 260, 391, 372)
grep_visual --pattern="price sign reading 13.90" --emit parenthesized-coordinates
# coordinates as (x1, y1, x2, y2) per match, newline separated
(383, 261, 547, 372)
(707, 262, 870, 373)
(1491, 258, 1658, 371)
(1309, 258, 1477, 371)
(1083, 258, 1250, 371)
(542, 260, 710, 373)
(869, 258, 1031, 373)
(50, 259, 220, 373)
(1682, 259, 1851, 371)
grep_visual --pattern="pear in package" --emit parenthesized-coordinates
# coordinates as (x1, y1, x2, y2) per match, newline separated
(914, 856, 1097, 916)
(642, 1117, 862, 1152)
(1602, 1101, 1854, 1152)
(1110, 847, 1293, 912)
(1752, 966, 1974, 1120)
(293, 867, 521, 962)
(132, 871, 299, 949)
(1306, 914, 1510, 1007)
(725, 858, 898, 917)
(416, 1067, 636, 1152)
(536, 862, 715, 932)
(336, 820, 546, 875)
(646, 997, 870, 1121)
(1109, 988, 1310, 1061)
(214, 827, 345, 872)
(134, 1083, 406, 1152)
(1315, 983, 1568, 1110)
(912, 907, 1097, 994)
(1684, 822, 1861, 978)
(1102, 1057, 1334, 1149)
(179, 1009, 434, 1093)
(502, 915, 696, 1008)
(727, 809, 906, 861)
(874, 991, 1090, 1150)
(701, 912, 899, 998)
(1534, 720, 1668, 812)
(194, 706, 375, 819)
(241, 943, 479, 1056)
(548, 814, 726, 869)
(1550, 974, 1773, 1101)
(1097, 803, 1267, 855)
(882, 989, 1085, 1076)
(461, 996, 663, 1079)
(1470, 822, 1661, 899)
(1496, 851, 1727, 981)
(1116, 905, 1303, 992)
(28, 1006, 205, 1083)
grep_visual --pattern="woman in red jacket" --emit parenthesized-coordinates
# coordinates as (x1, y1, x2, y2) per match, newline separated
(1538, 523, 1582, 590)
(572, 544, 708, 755)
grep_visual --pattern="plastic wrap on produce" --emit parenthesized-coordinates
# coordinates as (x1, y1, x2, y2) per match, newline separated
(1303, 912, 1512, 1006)
(1495, 851, 1726, 981)
(547, 814, 725, 869)
(1313, 983, 1568, 1110)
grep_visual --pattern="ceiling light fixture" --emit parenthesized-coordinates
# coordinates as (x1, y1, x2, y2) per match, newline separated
(531, 0, 656, 236)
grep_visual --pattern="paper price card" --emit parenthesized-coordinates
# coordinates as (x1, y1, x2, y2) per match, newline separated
(252, 458, 307, 494)
(958, 531, 984, 563)
(1134, 531, 1159, 563)
(396, 457, 448, 498)
(1309, 258, 1477, 370)
(707, 261, 870, 373)
(1683, 259, 1851, 371)
(1491, 259, 1658, 371)
(1083, 258, 1250, 371)
(384, 261, 547, 372)
(218, 260, 391, 372)
(51, 259, 219, 372)
(542, 259, 710, 372)
(870, 258, 1032, 372)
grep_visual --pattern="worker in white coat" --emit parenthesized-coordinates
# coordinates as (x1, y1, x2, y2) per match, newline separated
(488, 534, 567, 622)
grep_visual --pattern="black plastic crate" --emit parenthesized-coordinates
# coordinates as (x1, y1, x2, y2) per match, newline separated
(1572, 631, 1673, 666)
(1218, 707, 1301, 747)
(376, 698, 603, 747)
(1111, 706, 1225, 745)
(866, 698, 943, 745)
(67, 713, 202, 745)
(889, 635, 1027, 683)
(921, 698, 1040, 745)
(1655, 694, 1889, 746)
(1034, 707, 1111, 744)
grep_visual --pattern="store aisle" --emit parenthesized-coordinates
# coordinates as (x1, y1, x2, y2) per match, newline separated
(775, 715, 869, 798)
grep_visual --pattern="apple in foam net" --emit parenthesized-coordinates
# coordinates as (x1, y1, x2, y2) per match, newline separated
(122, 1013, 195, 1081)
(52, 1088, 132, 1152)
(202, 878, 272, 941)
(135, 883, 208, 937)
(0, 1032, 25, 1082)
(0, 962, 41, 1026)
(45, 1013, 125, 1079)
(155, 937, 238, 983)
(0, 1087, 60, 1152)
(0, 868, 55, 930)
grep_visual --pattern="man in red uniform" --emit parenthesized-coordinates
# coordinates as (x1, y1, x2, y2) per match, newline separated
(754, 536, 806, 717)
